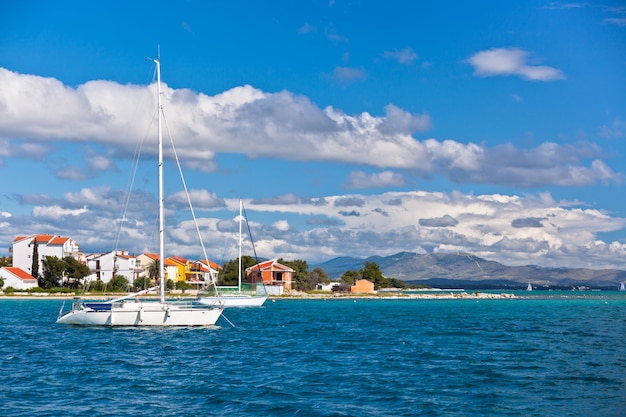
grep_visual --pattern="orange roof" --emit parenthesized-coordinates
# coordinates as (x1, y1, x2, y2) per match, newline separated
(168, 256, 189, 265)
(34, 234, 55, 243)
(247, 259, 294, 272)
(198, 259, 220, 270)
(4, 267, 37, 282)
(143, 252, 160, 261)
(48, 236, 70, 245)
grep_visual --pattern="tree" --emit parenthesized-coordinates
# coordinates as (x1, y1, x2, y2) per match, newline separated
(108, 275, 130, 292)
(304, 267, 329, 291)
(147, 259, 160, 283)
(31, 240, 39, 279)
(63, 256, 90, 289)
(361, 261, 389, 289)
(133, 276, 152, 291)
(279, 258, 309, 291)
(218, 256, 258, 286)
(341, 270, 360, 285)
(40, 256, 65, 289)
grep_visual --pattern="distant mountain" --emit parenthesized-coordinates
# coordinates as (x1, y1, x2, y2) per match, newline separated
(312, 252, 626, 290)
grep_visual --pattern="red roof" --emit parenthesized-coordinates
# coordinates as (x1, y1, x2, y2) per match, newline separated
(199, 259, 220, 270)
(4, 267, 37, 282)
(168, 256, 189, 265)
(247, 259, 294, 272)
(48, 236, 70, 245)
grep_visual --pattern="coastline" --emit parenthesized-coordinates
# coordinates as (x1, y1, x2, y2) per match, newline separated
(0, 291, 517, 300)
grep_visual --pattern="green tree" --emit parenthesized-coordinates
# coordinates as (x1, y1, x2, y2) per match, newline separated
(279, 258, 309, 291)
(133, 276, 152, 291)
(360, 261, 389, 289)
(147, 259, 160, 283)
(0, 277, 4, 289)
(218, 256, 258, 286)
(108, 275, 130, 292)
(63, 256, 90, 289)
(40, 256, 65, 289)
(304, 267, 329, 291)
(341, 270, 360, 285)
(31, 240, 39, 279)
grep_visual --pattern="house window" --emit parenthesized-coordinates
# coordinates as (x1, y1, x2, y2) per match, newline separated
(276, 272, 283, 282)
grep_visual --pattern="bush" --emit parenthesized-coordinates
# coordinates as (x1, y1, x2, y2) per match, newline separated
(4, 287, 15, 294)
(85, 280, 105, 292)
(28, 287, 46, 293)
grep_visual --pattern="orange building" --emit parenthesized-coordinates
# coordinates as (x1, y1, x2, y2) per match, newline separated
(351, 279, 375, 294)
(246, 259, 294, 291)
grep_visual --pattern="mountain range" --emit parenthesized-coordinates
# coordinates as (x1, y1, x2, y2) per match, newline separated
(312, 252, 626, 290)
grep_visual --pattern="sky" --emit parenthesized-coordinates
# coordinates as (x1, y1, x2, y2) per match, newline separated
(1, 0, 625, 271)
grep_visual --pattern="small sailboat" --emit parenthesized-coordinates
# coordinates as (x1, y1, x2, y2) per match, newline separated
(619, 282, 625, 291)
(198, 199, 268, 307)
(526, 282, 533, 291)
(57, 54, 224, 326)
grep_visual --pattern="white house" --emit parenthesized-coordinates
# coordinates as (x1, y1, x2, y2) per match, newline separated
(85, 250, 142, 284)
(0, 267, 38, 290)
(11, 234, 83, 277)
(316, 282, 342, 291)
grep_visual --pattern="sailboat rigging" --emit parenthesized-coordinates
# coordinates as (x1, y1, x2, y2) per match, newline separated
(57, 54, 224, 326)
(198, 199, 268, 307)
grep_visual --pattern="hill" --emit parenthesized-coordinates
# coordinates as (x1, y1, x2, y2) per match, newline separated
(312, 252, 626, 290)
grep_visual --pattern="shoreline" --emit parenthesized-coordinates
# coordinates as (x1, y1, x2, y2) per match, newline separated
(0, 292, 517, 300)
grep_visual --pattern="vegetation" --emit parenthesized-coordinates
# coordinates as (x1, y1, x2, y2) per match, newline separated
(40, 256, 66, 289)
(0, 256, 11, 267)
(39, 255, 90, 289)
(217, 256, 259, 286)
(31, 240, 39, 279)
(108, 275, 130, 292)
(146, 259, 159, 282)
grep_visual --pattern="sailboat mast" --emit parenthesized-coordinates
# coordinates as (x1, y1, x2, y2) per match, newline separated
(155, 56, 166, 303)
(238, 199, 243, 293)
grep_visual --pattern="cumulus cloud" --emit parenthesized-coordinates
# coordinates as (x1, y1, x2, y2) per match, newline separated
(4, 188, 626, 270)
(465, 48, 565, 81)
(0, 67, 619, 190)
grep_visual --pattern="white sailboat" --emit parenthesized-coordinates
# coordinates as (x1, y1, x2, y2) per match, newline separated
(526, 282, 533, 291)
(57, 55, 224, 326)
(198, 199, 268, 307)
(619, 282, 625, 291)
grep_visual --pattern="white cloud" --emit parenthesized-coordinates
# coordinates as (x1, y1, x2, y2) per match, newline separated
(466, 48, 565, 81)
(0, 67, 619, 190)
(33, 204, 89, 219)
(5, 188, 626, 270)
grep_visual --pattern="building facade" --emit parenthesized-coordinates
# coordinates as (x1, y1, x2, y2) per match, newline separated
(11, 234, 83, 277)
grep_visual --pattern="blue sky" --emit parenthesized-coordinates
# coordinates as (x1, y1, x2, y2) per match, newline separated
(1, 0, 625, 270)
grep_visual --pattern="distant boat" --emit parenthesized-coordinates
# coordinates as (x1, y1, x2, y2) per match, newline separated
(56, 54, 224, 326)
(619, 282, 625, 291)
(527, 282, 533, 291)
(198, 199, 268, 308)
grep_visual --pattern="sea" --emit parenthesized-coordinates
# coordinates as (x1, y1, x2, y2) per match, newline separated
(1, 292, 625, 416)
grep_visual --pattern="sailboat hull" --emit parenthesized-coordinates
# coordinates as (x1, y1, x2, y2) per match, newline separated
(57, 300, 223, 326)
(198, 295, 267, 308)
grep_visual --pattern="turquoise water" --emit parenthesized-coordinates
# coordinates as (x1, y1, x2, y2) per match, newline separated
(1, 293, 625, 416)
